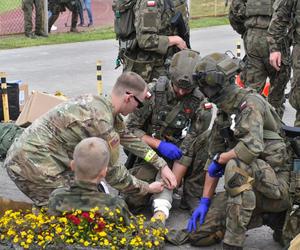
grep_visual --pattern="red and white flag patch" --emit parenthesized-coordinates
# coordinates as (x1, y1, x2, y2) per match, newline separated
(147, 0, 156, 7)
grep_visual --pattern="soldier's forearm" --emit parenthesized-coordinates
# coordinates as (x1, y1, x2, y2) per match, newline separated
(202, 172, 219, 199)
(141, 134, 161, 149)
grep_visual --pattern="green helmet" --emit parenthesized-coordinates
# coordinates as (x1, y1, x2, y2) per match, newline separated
(192, 52, 243, 102)
(169, 49, 200, 90)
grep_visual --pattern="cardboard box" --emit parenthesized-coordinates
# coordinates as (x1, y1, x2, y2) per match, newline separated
(19, 83, 29, 112)
(16, 91, 66, 126)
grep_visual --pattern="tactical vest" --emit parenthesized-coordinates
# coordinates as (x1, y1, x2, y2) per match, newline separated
(245, 0, 274, 17)
(115, 0, 188, 51)
(148, 76, 202, 143)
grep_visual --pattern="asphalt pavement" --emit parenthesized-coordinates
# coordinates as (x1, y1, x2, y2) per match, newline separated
(0, 25, 294, 249)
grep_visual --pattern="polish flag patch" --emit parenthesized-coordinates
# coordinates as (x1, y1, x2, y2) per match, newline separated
(147, 0, 156, 7)
(204, 103, 213, 109)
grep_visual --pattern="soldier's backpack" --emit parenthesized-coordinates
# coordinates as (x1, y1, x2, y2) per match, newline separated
(112, 0, 137, 41)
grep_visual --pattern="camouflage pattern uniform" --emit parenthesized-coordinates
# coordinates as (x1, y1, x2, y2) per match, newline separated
(120, 0, 189, 82)
(189, 53, 291, 248)
(4, 94, 167, 206)
(22, 0, 44, 37)
(229, 0, 291, 118)
(48, 180, 134, 225)
(267, 0, 300, 126)
(48, 0, 80, 32)
(125, 79, 212, 210)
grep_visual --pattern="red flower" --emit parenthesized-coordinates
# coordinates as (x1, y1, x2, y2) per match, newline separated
(95, 221, 106, 232)
(66, 214, 81, 225)
(82, 212, 93, 223)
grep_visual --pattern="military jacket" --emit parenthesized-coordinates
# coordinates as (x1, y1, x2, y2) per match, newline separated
(229, 0, 274, 32)
(48, 180, 134, 225)
(208, 89, 289, 171)
(126, 79, 212, 167)
(131, 0, 189, 58)
(268, 0, 300, 51)
(4, 94, 167, 196)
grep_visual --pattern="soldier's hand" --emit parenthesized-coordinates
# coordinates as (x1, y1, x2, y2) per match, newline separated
(269, 51, 281, 71)
(157, 141, 182, 160)
(168, 36, 187, 50)
(160, 165, 177, 189)
(148, 181, 164, 193)
(187, 197, 211, 232)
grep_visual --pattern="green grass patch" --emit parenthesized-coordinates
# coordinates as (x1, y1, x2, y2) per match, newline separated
(0, 17, 229, 50)
(190, 0, 229, 18)
(0, 0, 21, 13)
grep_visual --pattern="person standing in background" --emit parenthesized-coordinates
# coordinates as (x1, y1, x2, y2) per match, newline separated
(78, 0, 93, 27)
(22, 0, 47, 38)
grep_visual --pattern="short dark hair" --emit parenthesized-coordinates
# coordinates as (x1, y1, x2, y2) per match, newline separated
(113, 72, 147, 96)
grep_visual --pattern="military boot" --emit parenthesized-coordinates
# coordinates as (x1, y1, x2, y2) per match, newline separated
(35, 31, 48, 37)
(70, 27, 79, 33)
(25, 32, 36, 39)
(222, 242, 243, 250)
(262, 211, 286, 246)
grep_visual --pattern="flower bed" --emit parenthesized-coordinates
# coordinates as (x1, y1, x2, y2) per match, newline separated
(0, 207, 167, 249)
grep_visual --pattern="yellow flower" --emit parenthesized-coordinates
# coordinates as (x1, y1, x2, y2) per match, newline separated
(83, 241, 90, 247)
(119, 216, 123, 222)
(13, 237, 19, 243)
(115, 208, 120, 214)
(154, 240, 160, 246)
(120, 237, 126, 244)
(109, 211, 114, 216)
(55, 226, 63, 234)
(104, 239, 109, 245)
(26, 238, 32, 244)
(98, 231, 107, 237)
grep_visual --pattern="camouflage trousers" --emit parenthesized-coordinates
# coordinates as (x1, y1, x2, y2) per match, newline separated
(22, 0, 44, 35)
(124, 132, 208, 213)
(188, 158, 290, 247)
(290, 44, 300, 127)
(244, 28, 291, 118)
(6, 167, 74, 206)
(122, 51, 167, 83)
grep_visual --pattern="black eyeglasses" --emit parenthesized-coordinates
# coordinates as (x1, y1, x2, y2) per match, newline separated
(126, 91, 144, 108)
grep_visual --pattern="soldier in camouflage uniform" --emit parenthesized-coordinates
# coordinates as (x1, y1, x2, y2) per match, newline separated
(22, 0, 47, 38)
(125, 50, 213, 222)
(4, 72, 177, 207)
(116, 0, 189, 82)
(229, 0, 291, 118)
(48, 137, 145, 223)
(48, 0, 80, 33)
(187, 53, 291, 250)
(267, 0, 300, 127)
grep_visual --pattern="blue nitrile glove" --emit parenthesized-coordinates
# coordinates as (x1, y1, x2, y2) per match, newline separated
(157, 141, 182, 160)
(187, 197, 211, 232)
(208, 154, 225, 177)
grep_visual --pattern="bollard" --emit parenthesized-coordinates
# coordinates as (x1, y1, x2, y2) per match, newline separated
(236, 40, 241, 58)
(0, 72, 10, 122)
(96, 61, 103, 96)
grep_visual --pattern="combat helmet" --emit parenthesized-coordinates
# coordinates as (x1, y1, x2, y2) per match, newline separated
(169, 49, 200, 90)
(192, 52, 243, 103)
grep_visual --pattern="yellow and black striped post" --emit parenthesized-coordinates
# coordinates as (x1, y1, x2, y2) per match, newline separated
(0, 72, 10, 122)
(236, 40, 241, 58)
(96, 61, 103, 96)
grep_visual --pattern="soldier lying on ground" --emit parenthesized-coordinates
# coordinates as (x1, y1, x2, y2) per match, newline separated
(184, 53, 291, 250)
(124, 50, 213, 223)
(3, 72, 177, 207)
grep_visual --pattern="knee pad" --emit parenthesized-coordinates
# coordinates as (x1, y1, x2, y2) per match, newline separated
(190, 230, 224, 246)
(225, 159, 254, 197)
